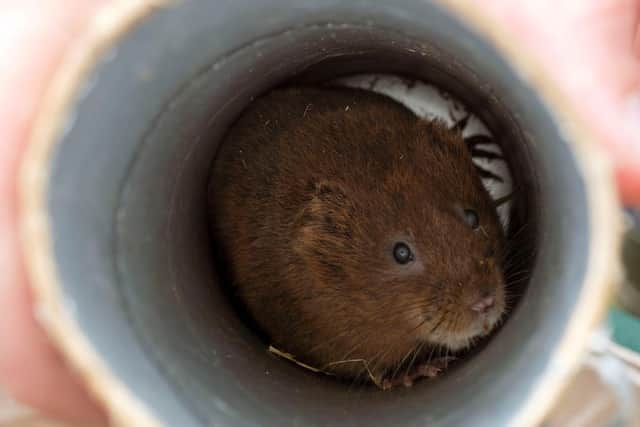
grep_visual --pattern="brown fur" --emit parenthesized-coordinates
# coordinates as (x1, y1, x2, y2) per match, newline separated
(209, 86, 506, 381)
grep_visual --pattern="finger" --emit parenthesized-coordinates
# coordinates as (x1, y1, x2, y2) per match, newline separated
(480, 0, 640, 204)
(0, 1, 109, 425)
(619, 0, 640, 202)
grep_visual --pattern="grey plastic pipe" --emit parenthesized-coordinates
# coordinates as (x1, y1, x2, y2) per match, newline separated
(18, 1, 622, 426)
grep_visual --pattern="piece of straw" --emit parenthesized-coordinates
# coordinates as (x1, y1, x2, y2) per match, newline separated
(267, 345, 384, 388)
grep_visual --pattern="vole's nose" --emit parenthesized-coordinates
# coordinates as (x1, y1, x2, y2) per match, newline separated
(470, 294, 495, 314)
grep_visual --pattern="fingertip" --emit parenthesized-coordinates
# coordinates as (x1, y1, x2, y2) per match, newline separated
(612, 122, 640, 206)
(614, 93, 640, 205)
(616, 162, 640, 205)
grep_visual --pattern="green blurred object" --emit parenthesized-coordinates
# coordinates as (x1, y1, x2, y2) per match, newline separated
(608, 307, 640, 354)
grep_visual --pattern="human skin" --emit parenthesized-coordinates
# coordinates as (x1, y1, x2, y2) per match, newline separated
(0, 1, 637, 425)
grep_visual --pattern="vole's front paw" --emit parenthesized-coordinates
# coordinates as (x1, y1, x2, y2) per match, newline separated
(380, 356, 456, 390)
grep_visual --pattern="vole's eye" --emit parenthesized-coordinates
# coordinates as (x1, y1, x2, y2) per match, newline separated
(464, 209, 480, 229)
(393, 242, 414, 264)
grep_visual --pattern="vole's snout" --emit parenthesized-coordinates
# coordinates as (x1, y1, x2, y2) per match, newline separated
(470, 293, 495, 314)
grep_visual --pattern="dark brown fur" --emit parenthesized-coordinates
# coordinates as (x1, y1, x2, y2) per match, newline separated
(209, 86, 505, 383)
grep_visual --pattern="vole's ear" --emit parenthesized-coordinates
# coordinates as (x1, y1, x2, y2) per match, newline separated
(295, 180, 355, 274)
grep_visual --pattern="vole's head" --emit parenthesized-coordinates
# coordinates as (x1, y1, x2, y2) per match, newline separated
(296, 118, 506, 357)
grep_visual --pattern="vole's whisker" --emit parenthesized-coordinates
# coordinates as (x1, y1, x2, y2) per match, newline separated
(451, 114, 471, 133)
(475, 165, 505, 183)
(472, 147, 503, 161)
(505, 268, 532, 279)
(391, 343, 419, 380)
(464, 134, 493, 148)
(404, 341, 427, 379)
(494, 192, 514, 207)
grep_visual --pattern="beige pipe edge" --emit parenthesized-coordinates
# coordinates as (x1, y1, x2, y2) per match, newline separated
(17, 0, 624, 426)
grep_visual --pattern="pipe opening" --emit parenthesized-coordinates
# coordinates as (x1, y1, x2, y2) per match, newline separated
(43, 4, 593, 426)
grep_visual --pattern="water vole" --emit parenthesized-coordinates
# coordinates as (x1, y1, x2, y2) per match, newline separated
(209, 86, 506, 388)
